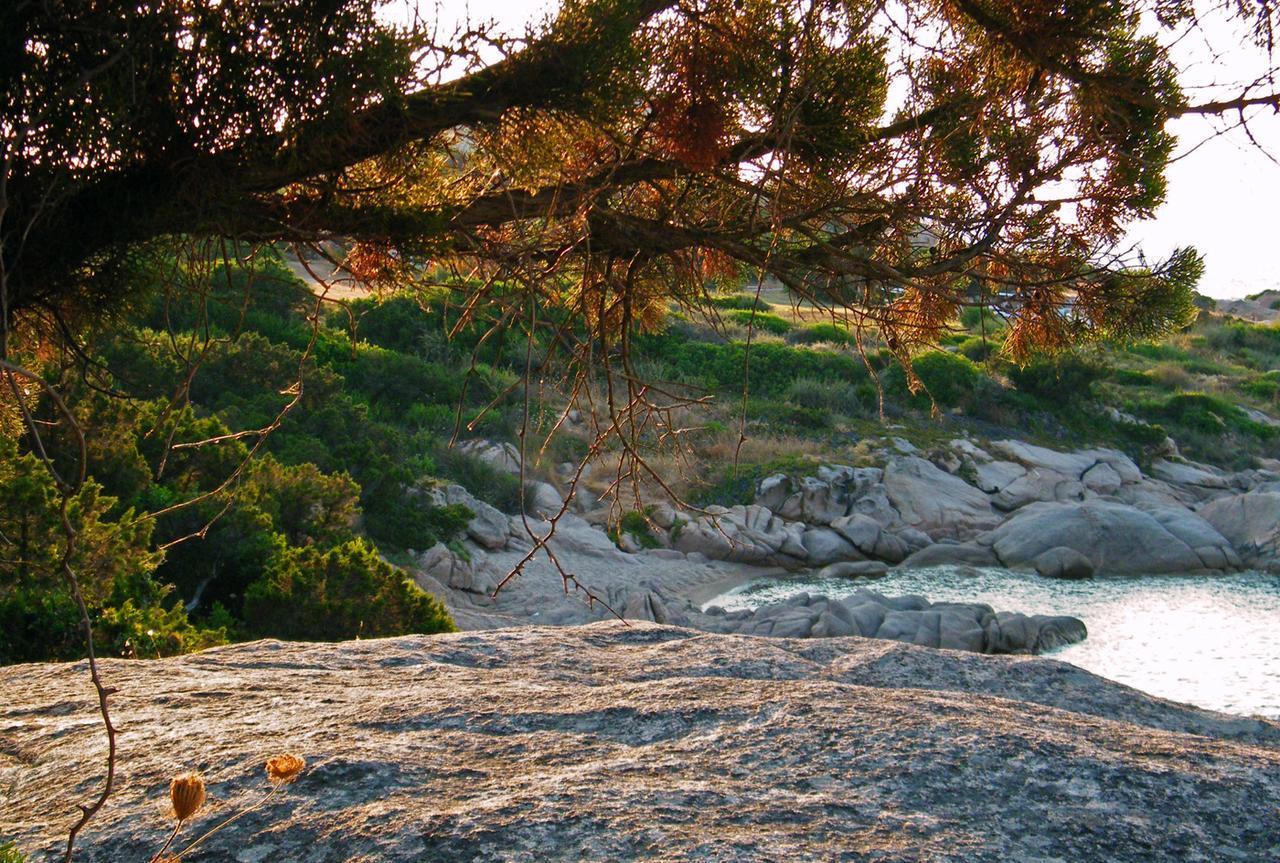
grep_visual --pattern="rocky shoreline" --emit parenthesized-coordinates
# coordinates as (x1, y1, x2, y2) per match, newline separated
(409, 436, 1280, 654)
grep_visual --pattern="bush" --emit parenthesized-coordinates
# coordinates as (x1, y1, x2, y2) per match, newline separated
(786, 322, 855, 345)
(710, 294, 770, 311)
(1008, 353, 1104, 403)
(1109, 368, 1153, 387)
(637, 337, 867, 397)
(746, 399, 832, 429)
(884, 350, 982, 408)
(785, 377, 866, 414)
(617, 510, 660, 549)
(1144, 392, 1277, 439)
(1147, 361, 1194, 391)
(365, 497, 472, 551)
(959, 306, 1005, 332)
(434, 447, 524, 512)
(724, 309, 791, 334)
(957, 335, 999, 362)
(1127, 341, 1187, 362)
(1242, 371, 1280, 401)
(341, 294, 438, 354)
(692, 454, 821, 508)
(243, 539, 456, 640)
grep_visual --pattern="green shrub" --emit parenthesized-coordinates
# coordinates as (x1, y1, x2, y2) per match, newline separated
(957, 335, 999, 362)
(724, 309, 791, 334)
(1147, 361, 1194, 391)
(618, 510, 660, 549)
(1127, 341, 1187, 362)
(243, 539, 456, 640)
(785, 377, 865, 414)
(365, 497, 472, 551)
(340, 294, 438, 354)
(746, 399, 832, 429)
(884, 350, 982, 407)
(1008, 353, 1104, 403)
(0, 842, 27, 862)
(635, 337, 867, 397)
(1108, 368, 1152, 387)
(710, 294, 770, 311)
(786, 322, 854, 345)
(959, 306, 1005, 332)
(1242, 371, 1280, 401)
(434, 447, 524, 512)
(692, 454, 821, 508)
(1144, 392, 1277, 439)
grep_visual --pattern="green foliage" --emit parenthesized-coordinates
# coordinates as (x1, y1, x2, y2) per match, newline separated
(785, 377, 865, 414)
(618, 510, 660, 549)
(746, 399, 833, 429)
(692, 454, 820, 508)
(885, 351, 981, 408)
(709, 295, 771, 311)
(365, 497, 472, 551)
(0, 439, 222, 663)
(1142, 393, 1278, 440)
(1008, 353, 1104, 403)
(957, 336, 999, 362)
(433, 447, 524, 513)
(636, 334, 867, 397)
(1242, 371, 1280, 401)
(959, 307, 1005, 332)
(787, 322, 855, 345)
(0, 841, 26, 863)
(1108, 367, 1153, 387)
(243, 539, 456, 641)
(724, 309, 791, 334)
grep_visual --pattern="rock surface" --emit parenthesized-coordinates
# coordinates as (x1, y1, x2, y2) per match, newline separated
(3, 623, 1278, 863)
(1198, 492, 1280, 569)
(984, 499, 1239, 574)
(717, 589, 1085, 653)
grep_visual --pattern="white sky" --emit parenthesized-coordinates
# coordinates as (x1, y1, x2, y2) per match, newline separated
(408, 0, 1279, 299)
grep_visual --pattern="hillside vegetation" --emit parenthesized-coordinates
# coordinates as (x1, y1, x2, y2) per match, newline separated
(3, 250, 1277, 664)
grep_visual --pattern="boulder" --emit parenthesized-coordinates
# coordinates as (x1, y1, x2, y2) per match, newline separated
(882, 456, 1000, 537)
(985, 612, 1089, 654)
(456, 438, 522, 474)
(987, 500, 1236, 574)
(800, 526, 859, 565)
(1033, 546, 1095, 580)
(413, 542, 498, 595)
(754, 473, 793, 512)
(1081, 461, 1124, 495)
(444, 484, 511, 549)
(818, 560, 890, 579)
(523, 481, 563, 518)
(1198, 492, 1280, 566)
(973, 460, 1025, 494)
(900, 541, 1000, 569)
(1151, 458, 1231, 489)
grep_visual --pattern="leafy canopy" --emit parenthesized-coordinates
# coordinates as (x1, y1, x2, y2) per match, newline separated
(3, 0, 1276, 362)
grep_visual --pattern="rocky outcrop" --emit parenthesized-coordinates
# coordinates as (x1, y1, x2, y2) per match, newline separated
(712, 589, 1086, 653)
(882, 456, 1000, 536)
(3, 624, 1277, 862)
(1198, 491, 1280, 569)
(984, 499, 1240, 574)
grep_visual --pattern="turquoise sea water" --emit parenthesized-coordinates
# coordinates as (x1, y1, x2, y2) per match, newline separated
(709, 567, 1280, 719)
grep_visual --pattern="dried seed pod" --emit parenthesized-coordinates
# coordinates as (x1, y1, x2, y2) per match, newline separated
(265, 754, 305, 785)
(169, 773, 206, 821)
